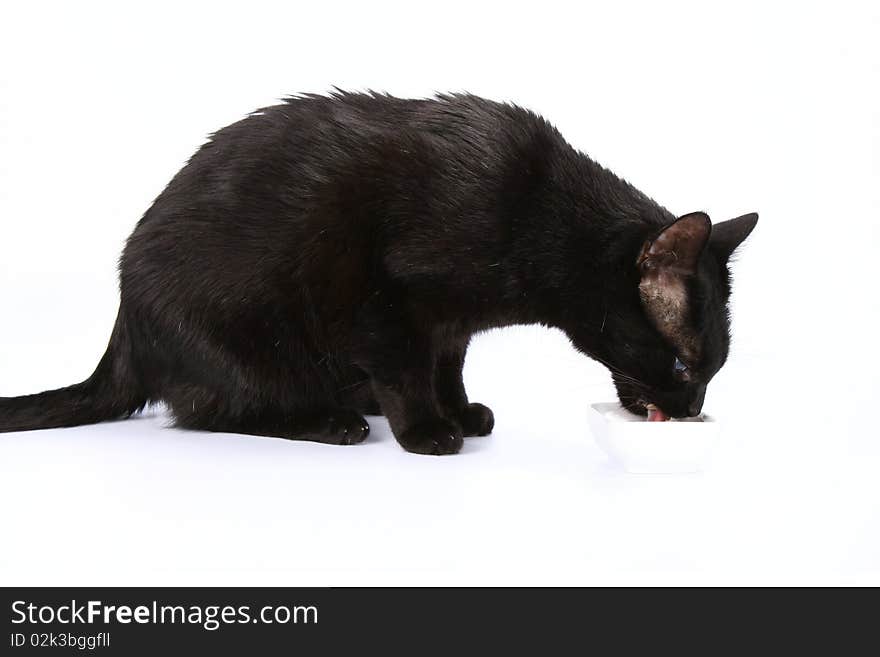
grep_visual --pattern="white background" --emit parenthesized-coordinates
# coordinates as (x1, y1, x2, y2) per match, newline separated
(1, 1, 877, 585)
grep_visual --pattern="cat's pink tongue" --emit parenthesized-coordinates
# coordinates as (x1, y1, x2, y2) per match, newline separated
(646, 406, 669, 422)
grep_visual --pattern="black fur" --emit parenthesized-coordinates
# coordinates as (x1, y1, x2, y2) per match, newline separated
(0, 92, 757, 453)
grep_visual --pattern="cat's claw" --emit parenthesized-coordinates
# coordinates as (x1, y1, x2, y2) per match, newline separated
(399, 419, 463, 455)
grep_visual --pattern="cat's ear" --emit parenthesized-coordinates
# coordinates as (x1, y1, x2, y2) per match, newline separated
(638, 211, 711, 278)
(637, 212, 710, 357)
(709, 212, 759, 261)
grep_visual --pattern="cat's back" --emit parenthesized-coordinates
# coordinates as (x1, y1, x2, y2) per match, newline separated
(154, 92, 555, 206)
(120, 93, 563, 316)
(127, 92, 559, 254)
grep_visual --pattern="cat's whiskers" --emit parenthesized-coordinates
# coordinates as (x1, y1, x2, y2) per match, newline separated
(587, 353, 644, 388)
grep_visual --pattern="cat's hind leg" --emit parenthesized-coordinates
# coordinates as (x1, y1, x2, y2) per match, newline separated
(166, 384, 369, 445)
(336, 366, 382, 416)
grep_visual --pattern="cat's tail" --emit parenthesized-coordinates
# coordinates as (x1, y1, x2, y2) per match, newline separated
(0, 310, 148, 433)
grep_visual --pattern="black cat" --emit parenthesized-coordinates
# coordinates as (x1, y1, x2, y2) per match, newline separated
(0, 92, 757, 454)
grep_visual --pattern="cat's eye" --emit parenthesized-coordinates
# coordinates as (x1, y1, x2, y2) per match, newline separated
(673, 357, 689, 376)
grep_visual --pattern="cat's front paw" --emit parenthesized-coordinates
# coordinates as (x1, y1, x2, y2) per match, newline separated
(457, 403, 494, 437)
(398, 418, 463, 455)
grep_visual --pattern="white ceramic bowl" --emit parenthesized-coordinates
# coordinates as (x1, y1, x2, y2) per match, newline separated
(587, 402, 721, 474)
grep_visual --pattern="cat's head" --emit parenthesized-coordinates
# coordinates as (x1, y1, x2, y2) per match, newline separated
(604, 211, 758, 419)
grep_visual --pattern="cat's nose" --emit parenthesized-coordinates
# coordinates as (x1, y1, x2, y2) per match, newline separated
(687, 384, 707, 417)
